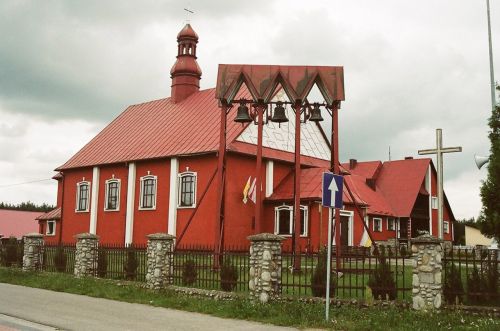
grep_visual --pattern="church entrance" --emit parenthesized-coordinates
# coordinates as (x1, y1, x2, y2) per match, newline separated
(340, 215, 350, 246)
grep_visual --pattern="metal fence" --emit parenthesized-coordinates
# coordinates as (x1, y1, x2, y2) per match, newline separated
(443, 247, 499, 306)
(172, 244, 250, 292)
(98, 243, 148, 282)
(0, 238, 23, 267)
(42, 243, 76, 274)
(282, 245, 412, 301)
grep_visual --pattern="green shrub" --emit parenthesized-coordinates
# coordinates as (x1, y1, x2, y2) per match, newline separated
(97, 249, 108, 278)
(310, 248, 335, 297)
(124, 249, 138, 280)
(54, 247, 67, 272)
(367, 256, 396, 300)
(443, 262, 464, 304)
(467, 265, 482, 304)
(182, 259, 197, 286)
(483, 259, 499, 302)
(220, 258, 238, 292)
(1, 237, 20, 267)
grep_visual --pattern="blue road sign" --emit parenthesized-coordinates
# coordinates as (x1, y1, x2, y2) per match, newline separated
(322, 172, 344, 208)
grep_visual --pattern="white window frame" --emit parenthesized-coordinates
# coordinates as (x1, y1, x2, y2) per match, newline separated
(373, 217, 382, 232)
(104, 179, 121, 211)
(177, 171, 197, 209)
(444, 221, 449, 234)
(139, 175, 157, 210)
(75, 181, 90, 212)
(274, 205, 308, 237)
(431, 196, 438, 210)
(46, 220, 56, 236)
(387, 217, 395, 231)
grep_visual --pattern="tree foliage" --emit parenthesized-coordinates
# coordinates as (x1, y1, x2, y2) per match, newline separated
(478, 86, 500, 242)
(0, 201, 55, 212)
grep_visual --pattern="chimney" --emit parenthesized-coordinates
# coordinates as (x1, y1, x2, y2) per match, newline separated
(170, 24, 202, 103)
(404, 156, 414, 160)
(349, 159, 357, 169)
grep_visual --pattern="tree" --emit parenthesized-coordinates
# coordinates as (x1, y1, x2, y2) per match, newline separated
(478, 85, 500, 242)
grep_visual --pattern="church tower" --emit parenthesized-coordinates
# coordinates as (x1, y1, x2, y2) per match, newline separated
(170, 24, 202, 103)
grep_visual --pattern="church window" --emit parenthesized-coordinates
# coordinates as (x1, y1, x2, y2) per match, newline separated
(178, 172, 197, 208)
(76, 181, 90, 212)
(274, 205, 308, 236)
(444, 221, 449, 234)
(387, 218, 395, 231)
(431, 196, 438, 209)
(373, 217, 382, 232)
(139, 175, 157, 210)
(105, 179, 120, 211)
(46, 220, 56, 236)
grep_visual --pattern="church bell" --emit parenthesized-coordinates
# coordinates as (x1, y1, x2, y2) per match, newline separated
(234, 102, 252, 123)
(270, 102, 288, 123)
(308, 103, 324, 122)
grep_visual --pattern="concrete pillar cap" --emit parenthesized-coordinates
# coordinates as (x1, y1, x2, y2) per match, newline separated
(147, 233, 176, 240)
(74, 233, 99, 240)
(247, 233, 285, 242)
(23, 233, 44, 239)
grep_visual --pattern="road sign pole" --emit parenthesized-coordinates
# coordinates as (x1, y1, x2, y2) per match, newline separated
(325, 207, 333, 321)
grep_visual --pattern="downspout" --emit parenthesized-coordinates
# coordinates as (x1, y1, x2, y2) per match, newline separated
(58, 172, 65, 244)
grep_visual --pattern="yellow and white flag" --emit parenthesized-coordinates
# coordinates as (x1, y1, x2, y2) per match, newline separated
(248, 178, 257, 204)
(242, 176, 251, 204)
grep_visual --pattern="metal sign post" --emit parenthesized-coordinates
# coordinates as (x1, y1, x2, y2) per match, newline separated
(322, 172, 343, 321)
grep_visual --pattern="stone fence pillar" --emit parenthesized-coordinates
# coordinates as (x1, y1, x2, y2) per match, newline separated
(411, 234, 443, 310)
(248, 233, 284, 303)
(145, 233, 175, 290)
(22, 233, 44, 272)
(74, 233, 99, 278)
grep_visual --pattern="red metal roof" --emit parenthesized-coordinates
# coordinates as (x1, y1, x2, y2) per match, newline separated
(57, 88, 251, 170)
(376, 158, 431, 217)
(340, 161, 382, 179)
(0, 210, 41, 239)
(35, 207, 61, 221)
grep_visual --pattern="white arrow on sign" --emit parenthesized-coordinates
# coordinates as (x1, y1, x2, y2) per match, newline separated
(328, 176, 338, 207)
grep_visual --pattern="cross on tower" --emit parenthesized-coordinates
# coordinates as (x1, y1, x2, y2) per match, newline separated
(184, 7, 194, 23)
(418, 128, 462, 239)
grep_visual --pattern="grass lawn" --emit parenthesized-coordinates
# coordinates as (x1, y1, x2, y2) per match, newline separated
(1, 267, 499, 330)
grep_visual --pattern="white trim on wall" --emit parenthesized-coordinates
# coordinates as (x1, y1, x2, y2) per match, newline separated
(46, 220, 56, 236)
(168, 158, 179, 236)
(265, 160, 274, 197)
(177, 171, 197, 209)
(125, 162, 136, 245)
(104, 178, 121, 212)
(330, 209, 354, 246)
(139, 174, 157, 210)
(89, 167, 100, 234)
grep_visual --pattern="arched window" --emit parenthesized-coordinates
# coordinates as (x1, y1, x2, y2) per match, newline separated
(104, 179, 121, 211)
(139, 175, 157, 210)
(274, 205, 308, 236)
(178, 171, 197, 208)
(76, 181, 90, 212)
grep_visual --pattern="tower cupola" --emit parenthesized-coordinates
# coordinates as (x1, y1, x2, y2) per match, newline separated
(170, 24, 202, 103)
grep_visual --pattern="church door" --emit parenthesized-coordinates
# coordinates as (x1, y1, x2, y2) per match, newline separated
(340, 215, 350, 246)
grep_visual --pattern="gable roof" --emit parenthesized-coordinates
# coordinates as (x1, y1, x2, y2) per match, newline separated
(0, 209, 41, 239)
(376, 158, 431, 217)
(36, 207, 61, 221)
(341, 161, 382, 179)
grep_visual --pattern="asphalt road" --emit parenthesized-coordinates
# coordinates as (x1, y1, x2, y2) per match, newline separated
(0, 283, 296, 331)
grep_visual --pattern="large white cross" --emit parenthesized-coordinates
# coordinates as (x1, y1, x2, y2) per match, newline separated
(418, 128, 462, 239)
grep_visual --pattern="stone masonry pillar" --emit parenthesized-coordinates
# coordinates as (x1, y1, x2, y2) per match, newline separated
(248, 233, 284, 303)
(145, 233, 175, 290)
(411, 234, 443, 310)
(22, 233, 44, 272)
(74, 233, 99, 278)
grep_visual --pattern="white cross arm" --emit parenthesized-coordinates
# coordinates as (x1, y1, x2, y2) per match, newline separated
(418, 146, 462, 155)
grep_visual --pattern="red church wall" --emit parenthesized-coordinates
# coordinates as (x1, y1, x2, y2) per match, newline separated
(132, 159, 170, 244)
(96, 164, 128, 244)
(366, 215, 397, 242)
(60, 168, 93, 243)
(39, 220, 61, 244)
(176, 155, 219, 247)
(56, 178, 63, 207)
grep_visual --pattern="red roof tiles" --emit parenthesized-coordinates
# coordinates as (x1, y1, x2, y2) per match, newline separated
(36, 207, 61, 221)
(0, 210, 41, 239)
(57, 89, 251, 170)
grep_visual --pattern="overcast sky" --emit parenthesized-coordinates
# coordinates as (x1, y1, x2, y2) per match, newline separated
(0, 0, 498, 220)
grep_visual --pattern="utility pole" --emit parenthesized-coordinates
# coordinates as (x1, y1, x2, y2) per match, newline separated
(486, 0, 497, 110)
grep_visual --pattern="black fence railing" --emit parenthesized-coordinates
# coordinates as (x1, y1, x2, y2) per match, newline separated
(443, 247, 499, 306)
(98, 243, 148, 282)
(172, 244, 250, 292)
(281, 245, 412, 301)
(42, 242, 76, 274)
(0, 237, 24, 267)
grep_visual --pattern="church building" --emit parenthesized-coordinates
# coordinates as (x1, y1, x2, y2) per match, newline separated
(37, 24, 455, 249)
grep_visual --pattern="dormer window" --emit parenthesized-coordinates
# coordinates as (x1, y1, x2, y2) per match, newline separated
(105, 179, 120, 211)
(76, 181, 90, 212)
(178, 171, 197, 208)
(139, 175, 157, 210)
